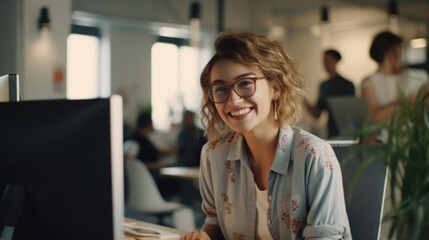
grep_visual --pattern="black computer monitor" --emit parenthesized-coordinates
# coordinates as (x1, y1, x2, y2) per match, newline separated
(0, 74, 20, 102)
(0, 97, 124, 240)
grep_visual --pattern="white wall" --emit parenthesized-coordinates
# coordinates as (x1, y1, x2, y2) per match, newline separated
(20, 0, 71, 100)
(110, 25, 154, 126)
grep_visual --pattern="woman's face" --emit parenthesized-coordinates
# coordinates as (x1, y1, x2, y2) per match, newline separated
(209, 59, 279, 135)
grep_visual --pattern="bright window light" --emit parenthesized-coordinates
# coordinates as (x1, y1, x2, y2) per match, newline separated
(410, 38, 428, 49)
(151, 43, 200, 131)
(152, 43, 179, 130)
(67, 34, 100, 99)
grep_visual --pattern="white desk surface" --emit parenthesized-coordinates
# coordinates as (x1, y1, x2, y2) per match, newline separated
(159, 166, 199, 181)
(124, 217, 184, 240)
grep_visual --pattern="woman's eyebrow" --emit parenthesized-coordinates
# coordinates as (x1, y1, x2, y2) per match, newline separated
(211, 72, 257, 84)
(234, 72, 257, 80)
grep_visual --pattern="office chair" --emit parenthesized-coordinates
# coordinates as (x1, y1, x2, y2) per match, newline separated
(123, 140, 196, 232)
(332, 143, 388, 240)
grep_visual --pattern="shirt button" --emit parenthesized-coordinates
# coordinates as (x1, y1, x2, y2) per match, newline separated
(267, 219, 272, 225)
(268, 195, 273, 201)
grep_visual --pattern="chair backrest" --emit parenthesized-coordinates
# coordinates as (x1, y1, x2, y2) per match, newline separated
(332, 143, 387, 240)
(125, 158, 169, 211)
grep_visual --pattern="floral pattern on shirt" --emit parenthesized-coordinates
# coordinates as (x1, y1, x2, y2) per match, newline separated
(278, 196, 304, 236)
(323, 145, 335, 170)
(199, 127, 351, 239)
(278, 130, 289, 152)
(283, 213, 304, 237)
(227, 132, 238, 143)
(221, 193, 233, 214)
(208, 138, 221, 150)
(225, 161, 236, 183)
(296, 138, 316, 157)
(233, 232, 246, 240)
(290, 198, 299, 212)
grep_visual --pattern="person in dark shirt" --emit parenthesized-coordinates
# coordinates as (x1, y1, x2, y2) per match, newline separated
(131, 111, 159, 164)
(176, 110, 207, 167)
(306, 49, 356, 138)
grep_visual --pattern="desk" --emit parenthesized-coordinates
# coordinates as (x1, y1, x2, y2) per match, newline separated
(124, 217, 184, 240)
(159, 166, 199, 181)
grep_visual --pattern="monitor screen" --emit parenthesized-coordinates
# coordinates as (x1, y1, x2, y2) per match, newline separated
(0, 97, 124, 240)
(0, 74, 20, 102)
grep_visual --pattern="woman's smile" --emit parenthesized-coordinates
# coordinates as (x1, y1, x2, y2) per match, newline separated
(229, 107, 252, 117)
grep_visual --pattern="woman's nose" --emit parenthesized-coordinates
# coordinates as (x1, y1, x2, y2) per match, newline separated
(228, 88, 243, 103)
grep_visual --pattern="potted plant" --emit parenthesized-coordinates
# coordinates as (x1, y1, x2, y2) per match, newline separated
(350, 88, 429, 240)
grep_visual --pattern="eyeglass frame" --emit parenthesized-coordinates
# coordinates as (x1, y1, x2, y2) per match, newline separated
(207, 76, 267, 103)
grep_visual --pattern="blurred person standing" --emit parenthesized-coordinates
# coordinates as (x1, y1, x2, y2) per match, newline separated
(361, 31, 429, 127)
(361, 30, 429, 239)
(305, 49, 355, 139)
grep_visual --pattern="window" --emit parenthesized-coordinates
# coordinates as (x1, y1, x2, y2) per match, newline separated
(151, 37, 201, 131)
(67, 25, 101, 99)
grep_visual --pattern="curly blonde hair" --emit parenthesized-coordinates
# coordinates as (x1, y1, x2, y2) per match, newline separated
(200, 31, 305, 141)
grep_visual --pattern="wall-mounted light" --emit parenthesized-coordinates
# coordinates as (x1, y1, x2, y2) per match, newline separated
(38, 7, 50, 30)
(321, 5, 329, 23)
(189, 2, 201, 48)
(388, 0, 399, 17)
(387, 0, 399, 33)
(190, 2, 200, 20)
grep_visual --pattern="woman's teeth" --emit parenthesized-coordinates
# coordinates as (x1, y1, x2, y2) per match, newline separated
(230, 108, 251, 116)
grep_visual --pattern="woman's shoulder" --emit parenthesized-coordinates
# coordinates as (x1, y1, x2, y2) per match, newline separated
(291, 127, 338, 169)
(293, 127, 336, 158)
(361, 73, 378, 87)
(291, 127, 332, 152)
(202, 131, 241, 152)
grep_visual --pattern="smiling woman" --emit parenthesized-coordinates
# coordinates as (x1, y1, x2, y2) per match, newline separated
(180, 31, 352, 240)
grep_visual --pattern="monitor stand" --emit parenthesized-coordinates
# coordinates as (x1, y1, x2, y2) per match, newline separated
(0, 184, 25, 240)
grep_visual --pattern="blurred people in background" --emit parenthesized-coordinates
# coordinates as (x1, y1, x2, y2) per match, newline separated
(361, 31, 429, 126)
(305, 49, 356, 139)
(176, 110, 207, 167)
(131, 111, 176, 170)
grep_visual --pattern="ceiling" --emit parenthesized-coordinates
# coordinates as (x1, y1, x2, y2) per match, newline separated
(268, 0, 429, 23)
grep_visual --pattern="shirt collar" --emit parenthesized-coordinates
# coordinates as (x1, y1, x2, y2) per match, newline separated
(224, 127, 295, 175)
(271, 126, 294, 175)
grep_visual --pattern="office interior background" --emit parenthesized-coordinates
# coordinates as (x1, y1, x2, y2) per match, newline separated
(1, 0, 428, 139)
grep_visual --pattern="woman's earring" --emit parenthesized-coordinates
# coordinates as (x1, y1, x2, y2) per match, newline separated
(273, 100, 278, 120)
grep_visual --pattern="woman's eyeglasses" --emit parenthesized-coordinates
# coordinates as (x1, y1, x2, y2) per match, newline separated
(208, 76, 266, 103)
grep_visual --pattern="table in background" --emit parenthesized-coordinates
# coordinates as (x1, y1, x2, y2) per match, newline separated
(159, 166, 202, 222)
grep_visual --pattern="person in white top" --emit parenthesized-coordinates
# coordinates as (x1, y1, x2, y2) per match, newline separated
(361, 31, 429, 125)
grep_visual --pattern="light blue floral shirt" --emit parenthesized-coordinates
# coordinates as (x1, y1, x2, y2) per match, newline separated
(199, 126, 352, 239)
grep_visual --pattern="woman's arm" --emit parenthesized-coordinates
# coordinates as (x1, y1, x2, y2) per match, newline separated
(302, 143, 352, 239)
(181, 143, 225, 240)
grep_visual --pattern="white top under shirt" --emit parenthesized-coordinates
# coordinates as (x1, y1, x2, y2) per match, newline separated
(255, 185, 273, 240)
